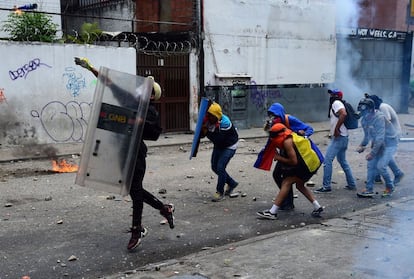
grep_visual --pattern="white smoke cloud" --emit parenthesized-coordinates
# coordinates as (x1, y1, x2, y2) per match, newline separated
(336, 0, 361, 29)
(333, 0, 367, 105)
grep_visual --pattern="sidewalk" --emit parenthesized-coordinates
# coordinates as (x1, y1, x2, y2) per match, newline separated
(0, 121, 330, 162)
(106, 196, 414, 279)
(149, 121, 330, 148)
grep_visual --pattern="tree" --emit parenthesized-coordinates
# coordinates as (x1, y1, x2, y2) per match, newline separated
(64, 22, 103, 44)
(1, 12, 58, 42)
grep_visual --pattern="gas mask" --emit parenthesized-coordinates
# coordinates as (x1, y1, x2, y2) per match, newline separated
(264, 114, 281, 131)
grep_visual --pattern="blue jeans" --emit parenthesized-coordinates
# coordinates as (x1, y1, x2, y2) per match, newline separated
(388, 157, 403, 177)
(374, 156, 403, 179)
(211, 147, 237, 194)
(322, 136, 356, 189)
(366, 145, 396, 192)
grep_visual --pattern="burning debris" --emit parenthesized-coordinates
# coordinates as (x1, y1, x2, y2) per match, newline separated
(51, 159, 78, 173)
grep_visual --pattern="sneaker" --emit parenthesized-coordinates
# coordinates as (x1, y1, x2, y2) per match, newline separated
(211, 192, 225, 202)
(311, 207, 324, 217)
(357, 191, 375, 198)
(381, 188, 393, 198)
(314, 187, 332, 193)
(394, 172, 404, 185)
(127, 227, 148, 251)
(344, 185, 356, 190)
(225, 183, 239, 197)
(160, 204, 175, 229)
(256, 210, 277, 220)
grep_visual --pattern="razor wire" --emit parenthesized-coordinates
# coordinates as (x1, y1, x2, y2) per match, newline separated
(0, 29, 198, 56)
(66, 30, 198, 56)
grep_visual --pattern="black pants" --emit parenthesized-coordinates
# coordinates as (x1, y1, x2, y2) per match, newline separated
(129, 156, 163, 228)
(272, 162, 294, 208)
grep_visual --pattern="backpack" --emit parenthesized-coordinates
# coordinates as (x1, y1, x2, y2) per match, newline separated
(142, 105, 162, 141)
(332, 100, 360, 130)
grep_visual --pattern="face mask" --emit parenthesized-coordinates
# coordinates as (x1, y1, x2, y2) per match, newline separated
(264, 115, 282, 131)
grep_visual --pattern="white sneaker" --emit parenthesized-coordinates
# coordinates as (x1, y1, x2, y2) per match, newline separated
(256, 210, 277, 220)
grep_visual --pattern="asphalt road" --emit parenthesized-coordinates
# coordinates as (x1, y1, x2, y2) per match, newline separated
(1, 129, 413, 279)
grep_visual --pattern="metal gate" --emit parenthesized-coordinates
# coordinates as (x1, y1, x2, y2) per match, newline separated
(336, 29, 411, 113)
(137, 54, 190, 133)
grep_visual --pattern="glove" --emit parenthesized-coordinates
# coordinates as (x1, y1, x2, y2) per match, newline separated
(74, 57, 93, 70)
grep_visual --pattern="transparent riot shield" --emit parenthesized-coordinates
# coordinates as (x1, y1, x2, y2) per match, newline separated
(75, 67, 152, 196)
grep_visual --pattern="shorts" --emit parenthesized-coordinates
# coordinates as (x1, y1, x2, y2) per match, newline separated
(280, 161, 317, 183)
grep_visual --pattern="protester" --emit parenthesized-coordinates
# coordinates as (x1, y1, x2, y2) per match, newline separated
(356, 98, 399, 197)
(200, 101, 239, 202)
(365, 94, 405, 185)
(255, 123, 324, 219)
(314, 89, 357, 193)
(74, 57, 174, 251)
(264, 102, 314, 210)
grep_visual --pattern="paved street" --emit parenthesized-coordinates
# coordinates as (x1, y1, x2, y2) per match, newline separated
(1, 113, 413, 279)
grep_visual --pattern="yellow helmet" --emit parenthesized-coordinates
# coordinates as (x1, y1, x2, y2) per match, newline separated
(148, 76, 162, 101)
(207, 102, 222, 120)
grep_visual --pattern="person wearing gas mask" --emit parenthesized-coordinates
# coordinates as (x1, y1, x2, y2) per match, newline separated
(364, 94, 404, 185)
(356, 98, 398, 197)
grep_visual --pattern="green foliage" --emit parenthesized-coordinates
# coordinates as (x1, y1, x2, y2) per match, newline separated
(63, 22, 102, 44)
(1, 12, 58, 42)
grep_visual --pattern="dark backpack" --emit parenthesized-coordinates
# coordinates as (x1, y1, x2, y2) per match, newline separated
(142, 105, 162, 141)
(332, 100, 360, 130)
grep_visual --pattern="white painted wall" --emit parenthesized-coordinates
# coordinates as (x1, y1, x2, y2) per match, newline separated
(0, 42, 136, 147)
(0, 0, 62, 38)
(189, 50, 200, 132)
(203, 0, 336, 85)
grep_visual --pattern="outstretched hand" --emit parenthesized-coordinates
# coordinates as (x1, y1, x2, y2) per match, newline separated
(74, 57, 93, 70)
(74, 57, 99, 78)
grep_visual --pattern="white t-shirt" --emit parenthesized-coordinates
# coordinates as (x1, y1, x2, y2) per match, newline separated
(379, 103, 401, 137)
(330, 100, 348, 137)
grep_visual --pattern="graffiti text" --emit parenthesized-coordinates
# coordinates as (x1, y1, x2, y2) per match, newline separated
(9, 58, 52, 80)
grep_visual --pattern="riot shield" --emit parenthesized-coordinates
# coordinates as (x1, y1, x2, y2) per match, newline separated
(75, 67, 152, 196)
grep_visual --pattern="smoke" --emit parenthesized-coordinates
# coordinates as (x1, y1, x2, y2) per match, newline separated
(336, 0, 361, 28)
(333, 0, 366, 105)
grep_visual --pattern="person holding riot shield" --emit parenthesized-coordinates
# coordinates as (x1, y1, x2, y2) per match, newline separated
(75, 58, 174, 251)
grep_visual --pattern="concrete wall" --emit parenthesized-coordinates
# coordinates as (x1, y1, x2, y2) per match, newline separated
(0, 41, 136, 150)
(202, 0, 336, 86)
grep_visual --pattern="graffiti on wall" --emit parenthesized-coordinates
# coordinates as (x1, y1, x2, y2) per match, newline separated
(63, 67, 86, 97)
(205, 81, 285, 112)
(250, 80, 283, 110)
(27, 66, 95, 143)
(9, 58, 52, 80)
(31, 100, 92, 143)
